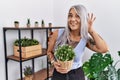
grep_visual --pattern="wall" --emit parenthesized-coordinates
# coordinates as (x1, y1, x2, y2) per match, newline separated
(53, 0, 120, 68)
(1, 0, 120, 80)
(0, 0, 53, 80)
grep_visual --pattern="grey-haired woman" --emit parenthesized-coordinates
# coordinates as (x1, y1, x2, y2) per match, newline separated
(47, 4, 108, 80)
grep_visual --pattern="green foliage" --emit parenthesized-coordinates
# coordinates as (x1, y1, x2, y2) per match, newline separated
(117, 69, 120, 80)
(24, 66, 33, 76)
(41, 20, 44, 25)
(55, 45, 75, 61)
(82, 52, 113, 79)
(118, 51, 120, 57)
(14, 21, 19, 23)
(27, 18, 30, 24)
(82, 52, 120, 80)
(14, 37, 39, 47)
(107, 65, 118, 80)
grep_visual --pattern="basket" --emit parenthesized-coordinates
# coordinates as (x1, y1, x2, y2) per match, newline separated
(14, 44, 42, 58)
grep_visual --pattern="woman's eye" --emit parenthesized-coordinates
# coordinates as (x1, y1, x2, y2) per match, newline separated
(76, 15, 80, 18)
(68, 14, 72, 18)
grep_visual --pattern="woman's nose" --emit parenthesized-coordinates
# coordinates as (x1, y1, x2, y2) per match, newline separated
(71, 16, 77, 22)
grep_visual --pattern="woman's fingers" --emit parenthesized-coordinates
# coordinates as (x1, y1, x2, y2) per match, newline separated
(88, 13, 96, 21)
(54, 62, 69, 74)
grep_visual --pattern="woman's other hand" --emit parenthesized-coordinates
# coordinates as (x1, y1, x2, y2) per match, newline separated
(87, 13, 96, 33)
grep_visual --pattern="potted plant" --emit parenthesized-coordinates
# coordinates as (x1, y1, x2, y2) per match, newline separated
(55, 44, 75, 70)
(41, 20, 45, 27)
(13, 37, 42, 58)
(14, 21, 19, 28)
(34, 21, 39, 27)
(24, 66, 33, 80)
(82, 52, 120, 80)
(27, 18, 30, 28)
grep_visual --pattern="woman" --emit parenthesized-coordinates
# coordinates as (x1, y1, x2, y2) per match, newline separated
(47, 4, 108, 80)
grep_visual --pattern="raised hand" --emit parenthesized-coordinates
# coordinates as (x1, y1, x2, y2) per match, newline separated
(87, 13, 96, 33)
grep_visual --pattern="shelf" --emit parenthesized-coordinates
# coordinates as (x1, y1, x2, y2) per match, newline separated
(33, 67, 53, 80)
(18, 67, 54, 80)
(3, 27, 65, 30)
(7, 48, 47, 62)
(3, 26, 65, 80)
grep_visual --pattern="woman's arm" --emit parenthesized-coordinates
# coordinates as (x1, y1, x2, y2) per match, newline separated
(47, 30, 58, 61)
(47, 29, 69, 73)
(86, 13, 109, 53)
(86, 29, 109, 53)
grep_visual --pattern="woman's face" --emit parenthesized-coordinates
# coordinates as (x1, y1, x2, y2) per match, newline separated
(68, 8, 81, 31)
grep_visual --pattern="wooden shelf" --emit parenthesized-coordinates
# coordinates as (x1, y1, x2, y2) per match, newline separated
(7, 49, 47, 62)
(18, 67, 54, 80)
(3, 26, 65, 30)
(33, 67, 54, 80)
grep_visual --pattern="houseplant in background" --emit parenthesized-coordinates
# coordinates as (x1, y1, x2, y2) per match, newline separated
(14, 21, 19, 28)
(34, 21, 39, 27)
(24, 66, 33, 80)
(55, 45, 75, 70)
(13, 37, 42, 58)
(82, 51, 120, 80)
(27, 18, 31, 28)
(41, 19, 45, 27)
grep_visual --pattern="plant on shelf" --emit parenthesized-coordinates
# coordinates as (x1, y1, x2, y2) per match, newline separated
(13, 37, 42, 58)
(14, 37, 39, 47)
(82, 51, 120, 80)
(24, 66, 33, 80)
(41, 19, 45, 27)
(27, 18, 30, 28)
(55, 44, 75, 70)
(14, 21, 19, 28)
(34, 21, 39, 27)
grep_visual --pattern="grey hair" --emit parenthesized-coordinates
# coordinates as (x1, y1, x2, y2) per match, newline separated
(66, 4, 89, 40)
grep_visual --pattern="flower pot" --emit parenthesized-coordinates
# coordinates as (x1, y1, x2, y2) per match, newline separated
(14, 44, 42, 58)
(58, 60, 73, 70)
(25, 75, 33, 80)
(14, 21, 19, 28)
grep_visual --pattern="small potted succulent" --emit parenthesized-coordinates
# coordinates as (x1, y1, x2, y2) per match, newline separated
(24, 66, 33, 80)
(14, 21, 19, 28)
(55, 44, 75, 70)
(41, 20, 45, 27)
(27, 18, 30, 28)
(34, 21, 39, 27)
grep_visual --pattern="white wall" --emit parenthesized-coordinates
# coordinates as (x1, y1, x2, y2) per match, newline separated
(0, 0, 54, 80)
(53, 0, 120, 68)
(1, 0, 120, 80)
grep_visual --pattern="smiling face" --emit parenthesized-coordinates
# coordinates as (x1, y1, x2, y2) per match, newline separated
(68, 8, 81, 31)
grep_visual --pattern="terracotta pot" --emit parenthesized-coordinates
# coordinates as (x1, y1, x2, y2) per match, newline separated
(25, 75, 33, 80)
(58, 60, 73, 70)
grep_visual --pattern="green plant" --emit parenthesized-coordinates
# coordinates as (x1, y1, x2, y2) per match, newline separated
(14, 37, 39, 47)
(41, 20, 44, 25)
(55, 45, 75, 61)
(24, 66, 33, 76)
(27, 18, 30, 24)
(82, 52, 120, 80)
(41, 20, 45, 27)
(14, 21, 19, 24)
